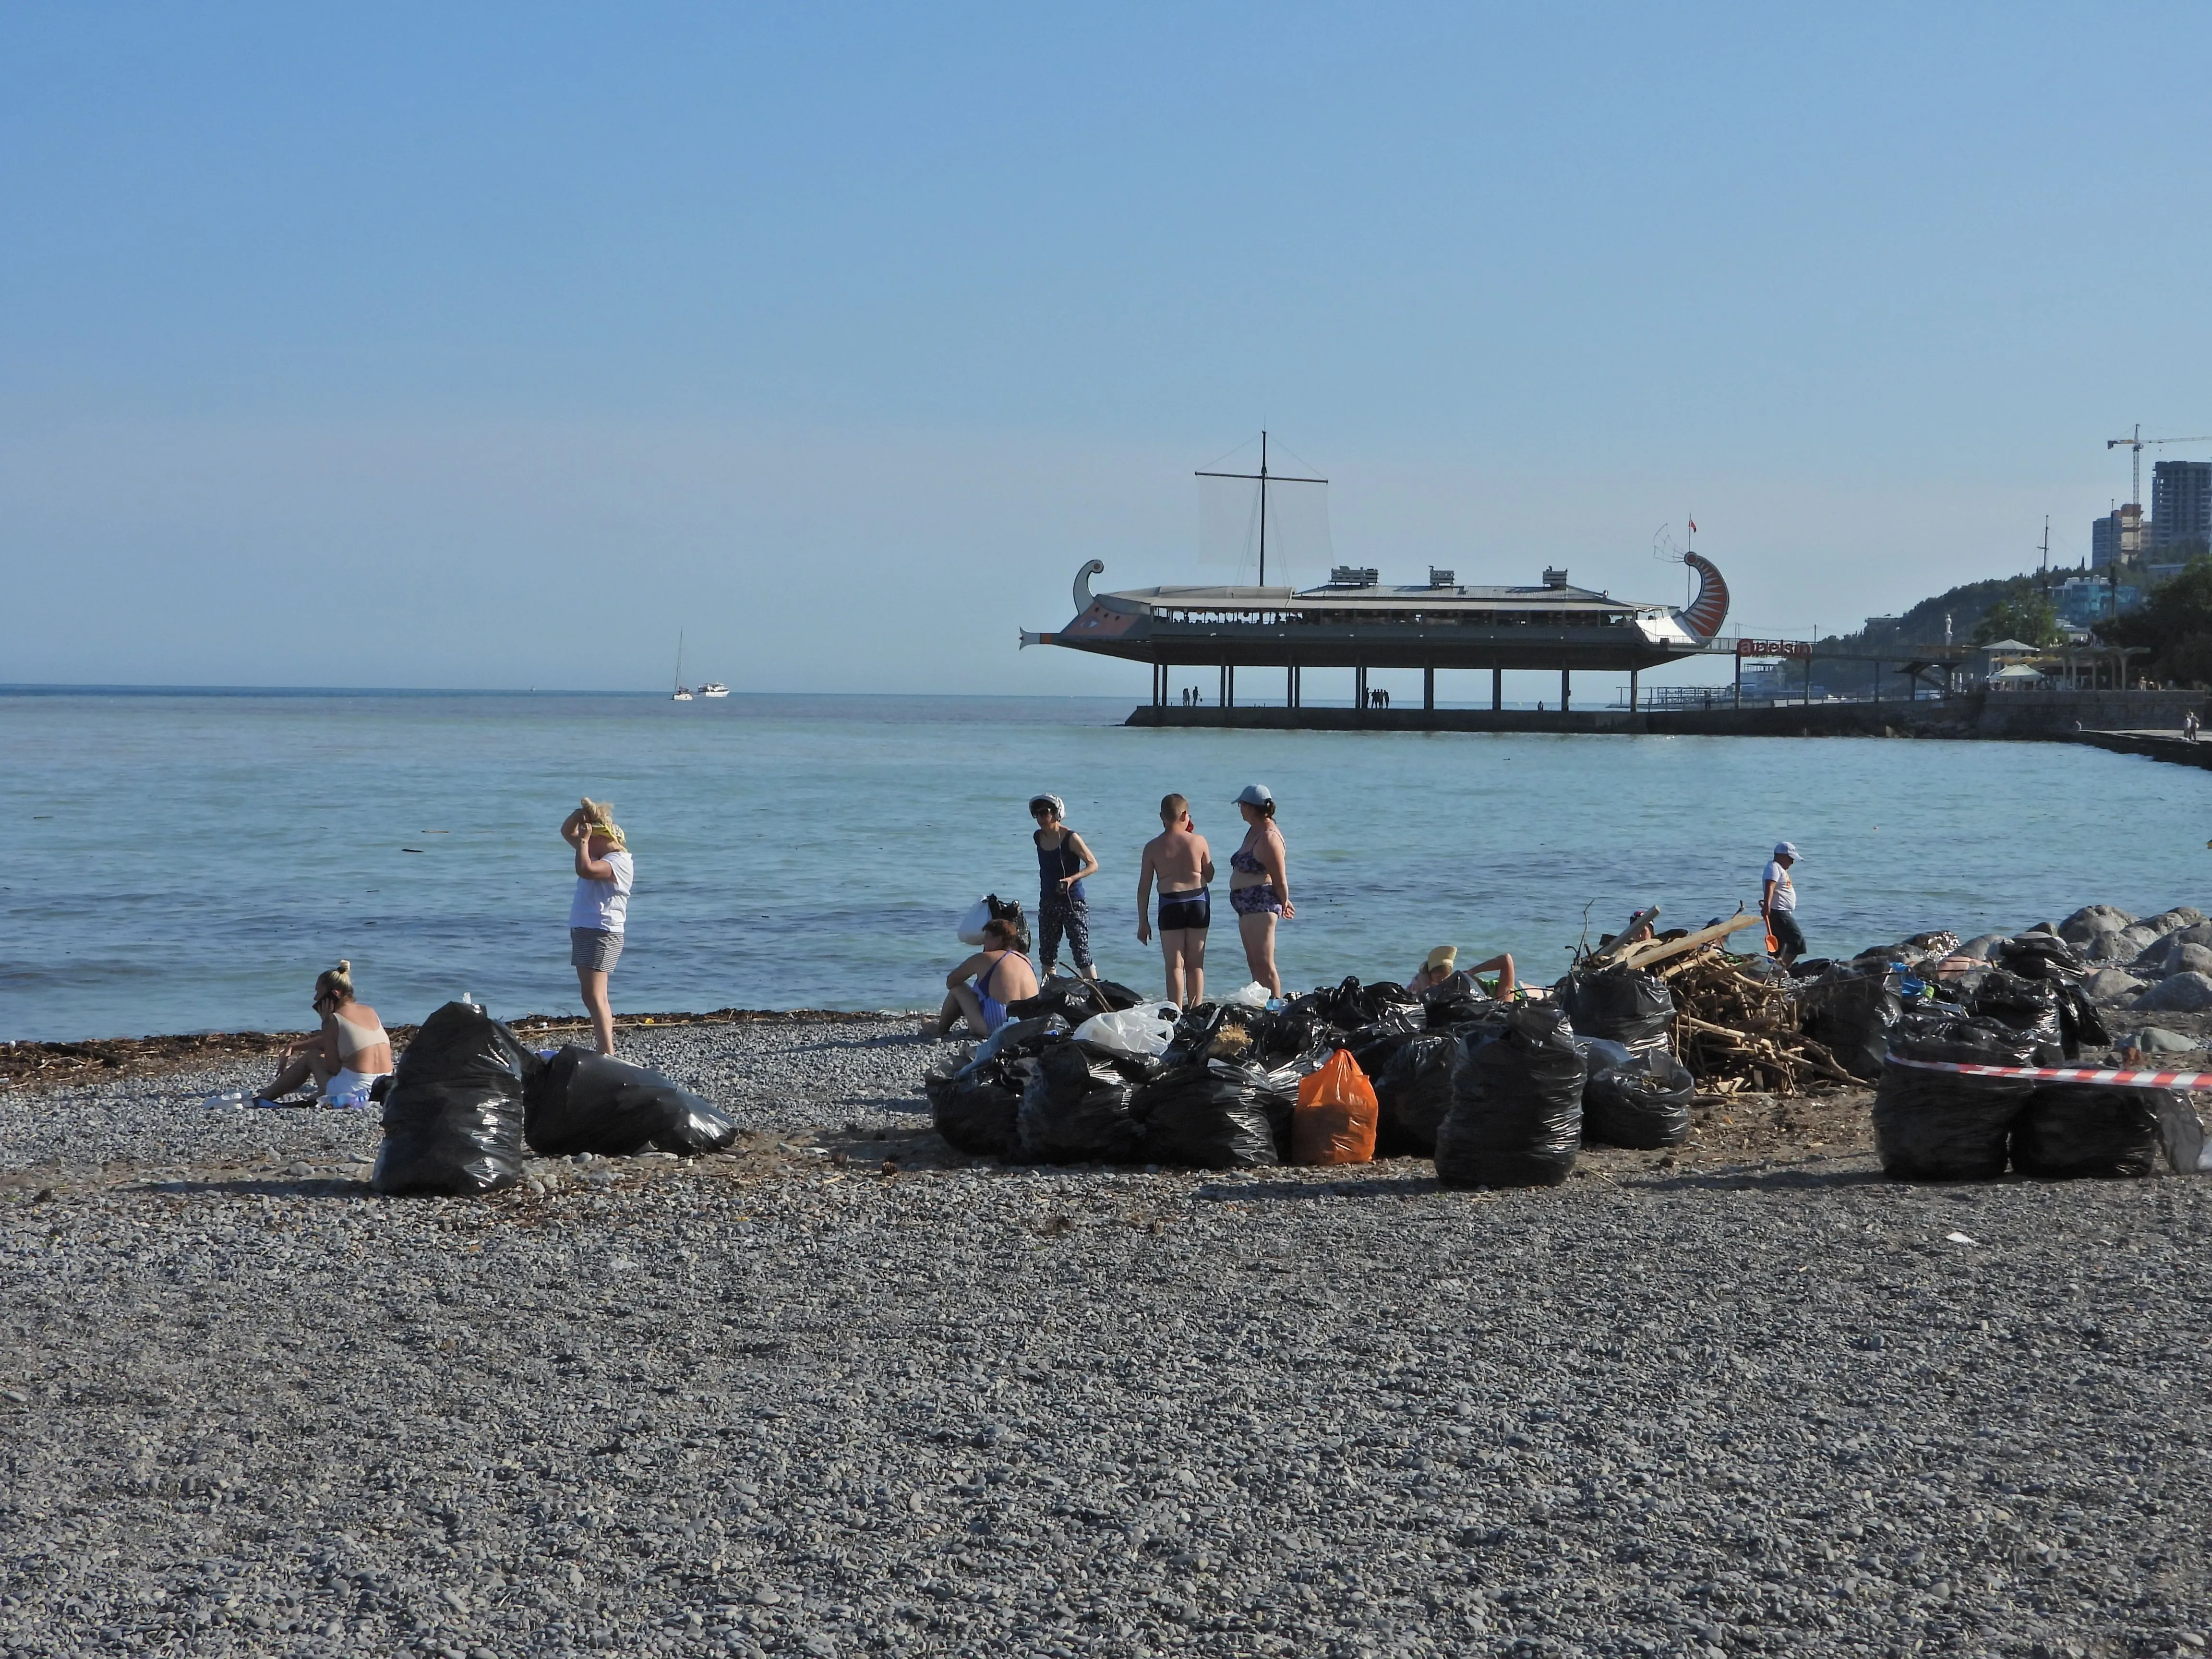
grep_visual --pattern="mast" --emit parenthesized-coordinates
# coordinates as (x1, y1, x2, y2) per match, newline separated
(1258, 431, 1268, 588)
(1195, 432, 1324, 590)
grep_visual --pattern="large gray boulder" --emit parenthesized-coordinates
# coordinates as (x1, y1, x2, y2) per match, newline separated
(1957, 934, 2007, 962)
(2084, 968, 2149, 1006)
(2099, 923, 2169, 963)
(2130, 924, 2212, 976)
(2059, 904, 2136, 944)
(2133, 972, 2212, 1013)
(2121, 1025, 2200, 1054)
(2142, 906, 2207, 938)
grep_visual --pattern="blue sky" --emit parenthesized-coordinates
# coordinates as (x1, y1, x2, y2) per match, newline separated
(3, 3, 2209, 695)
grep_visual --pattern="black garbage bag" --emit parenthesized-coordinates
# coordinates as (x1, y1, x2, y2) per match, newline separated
(1016, 1041, 1142, 1164)
(523, 1047, 737, 1157)
(1308, 976, 1420, 1030)
(1433, 1004, 1586, 1189)
(1130, 1059, 1280, 1169)
(1969, 970, 2067, 1062)
(926, 1049, 1028, 1159)
(1345, 1022, 1419, 1083)
(1160, 1002, 1278, 1071)
(1797, 966, 1903, 1082)
(1556, 966, 1674, 1053)
(974, 1014, 1062, 1063)
(372, 1001, 532, 1196)
(1373, 1031, 1459, 1155)
(2056, 982, 2110, 1057)
(1266, 998, 1339, 1059)
(1422, 971, 1497, 1030)
(1006, 976, 1144, 1024)
(2011, 1083, 2162, 1179)
(1996, 932, 2087, 981)
(1582, 1051, 1695, 1149)
(1872, 1015, 2039, 1181)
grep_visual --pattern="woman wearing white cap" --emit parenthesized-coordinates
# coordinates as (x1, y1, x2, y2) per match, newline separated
(1227, 784, 1294, 995)
(1029, 794, 1100, 981)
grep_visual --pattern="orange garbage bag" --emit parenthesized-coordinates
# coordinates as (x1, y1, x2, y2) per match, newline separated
(1293, 1049, 1378, 1166)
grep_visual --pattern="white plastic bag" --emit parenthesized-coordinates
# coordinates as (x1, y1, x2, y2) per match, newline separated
(1072, 1005, 1180, 1059)
(957, 898, 992, 946)
(1224, 981, 1273, 1009)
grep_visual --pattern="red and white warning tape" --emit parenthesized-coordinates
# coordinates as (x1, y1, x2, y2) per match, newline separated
(1884, 1055, 2212, 1089)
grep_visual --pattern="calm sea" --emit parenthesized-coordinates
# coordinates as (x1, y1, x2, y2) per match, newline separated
(2, 689, 2205, 1042)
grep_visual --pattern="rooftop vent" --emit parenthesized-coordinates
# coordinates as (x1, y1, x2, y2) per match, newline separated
(1428, 567, 1457, 588)
(1541, 566, 1569, 589)
(1328, 565, 1381, 589)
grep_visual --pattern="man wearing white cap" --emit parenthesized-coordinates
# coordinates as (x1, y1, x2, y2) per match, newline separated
(1761, 842, 1805, 967)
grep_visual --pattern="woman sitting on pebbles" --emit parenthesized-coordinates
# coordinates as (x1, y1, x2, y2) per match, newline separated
(938, 917, 1040, 1039)
(256, 961, 394, 1109)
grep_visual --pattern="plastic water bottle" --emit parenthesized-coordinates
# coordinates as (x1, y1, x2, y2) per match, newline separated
(201, 1091, 247, 1110)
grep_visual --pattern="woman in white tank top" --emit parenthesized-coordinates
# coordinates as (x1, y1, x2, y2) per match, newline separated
(257, 960, 395, 1108)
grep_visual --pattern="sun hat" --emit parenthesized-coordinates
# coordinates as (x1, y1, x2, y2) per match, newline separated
(1425, 946, 1458, 974)
(1233, 783, 1274, 807)
(1773, 841, 1800, 860)
(1029, 794, 1067, 817)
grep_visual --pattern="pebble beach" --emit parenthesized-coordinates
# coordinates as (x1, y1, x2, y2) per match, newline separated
(4, 1017, 2209, 1659)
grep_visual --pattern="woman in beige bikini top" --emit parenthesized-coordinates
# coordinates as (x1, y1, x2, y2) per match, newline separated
(258, 960, 395, 1107)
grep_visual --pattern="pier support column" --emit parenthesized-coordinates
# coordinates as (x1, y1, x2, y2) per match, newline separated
(1423, 666, 1435, 711)
(1355, 665, 1368, 710)
(1287, 665, 1296, 709)
(1226, 666, 1236, 709)
(1734, 653, 1742, 709)
(1491, 668, 1503, 712)
(1561, 669, 1571, 713)
(1629, 667, 1639, 713)
(1218, 665, 1227, 708)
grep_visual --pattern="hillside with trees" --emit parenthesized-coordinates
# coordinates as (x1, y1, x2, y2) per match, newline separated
(2097, 556, 2212, 685)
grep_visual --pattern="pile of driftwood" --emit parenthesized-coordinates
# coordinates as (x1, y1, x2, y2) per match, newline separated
(1584, 910, 1856, 1096)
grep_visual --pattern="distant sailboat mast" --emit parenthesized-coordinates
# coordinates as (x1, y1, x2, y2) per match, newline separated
(671, 631, 694, 701)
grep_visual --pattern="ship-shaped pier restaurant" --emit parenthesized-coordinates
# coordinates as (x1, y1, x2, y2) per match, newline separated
(1024, 550, 1731, 719)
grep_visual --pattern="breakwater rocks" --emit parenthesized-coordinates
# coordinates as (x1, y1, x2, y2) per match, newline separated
(4, 1019, 2211, 1656)
(2044, 903, 2212, 1015)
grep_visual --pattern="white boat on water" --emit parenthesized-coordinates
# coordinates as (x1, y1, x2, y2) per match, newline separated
(671, 631, 694, 701)
(699, 682, 729, 698)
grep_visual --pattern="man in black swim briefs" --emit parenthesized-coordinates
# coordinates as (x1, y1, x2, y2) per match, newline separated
(1136, 793, 1215, 1007)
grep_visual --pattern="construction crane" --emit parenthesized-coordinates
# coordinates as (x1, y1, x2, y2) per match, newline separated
(2106, 424, 2212, 507)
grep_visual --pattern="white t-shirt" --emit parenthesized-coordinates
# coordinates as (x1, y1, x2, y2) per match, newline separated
(569, 849, 635, 933)
(1762, 859, 1796, 914)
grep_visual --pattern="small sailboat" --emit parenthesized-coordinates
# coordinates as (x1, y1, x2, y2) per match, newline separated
(671, 631, 694, 701)
(699, 682, 729, 698)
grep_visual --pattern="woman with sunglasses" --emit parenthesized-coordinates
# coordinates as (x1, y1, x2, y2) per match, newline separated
(1028, 793, 1101, 982)
(255, 961, 394, 1108)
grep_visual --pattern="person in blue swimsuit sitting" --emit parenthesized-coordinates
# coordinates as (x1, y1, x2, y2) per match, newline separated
(937, 917, 1040, 1038)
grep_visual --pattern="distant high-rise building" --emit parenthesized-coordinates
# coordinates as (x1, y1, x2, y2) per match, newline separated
(2092, 501, 2146, 568)
(2151, 459, 2212, 557)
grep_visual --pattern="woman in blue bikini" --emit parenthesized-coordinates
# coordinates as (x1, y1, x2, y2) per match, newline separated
(1227, 783, 1295, 996)
(936, 917, 1040, 1038)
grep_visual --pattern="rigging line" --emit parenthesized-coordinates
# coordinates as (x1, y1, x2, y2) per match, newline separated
(1196, 434, 1264, 473)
